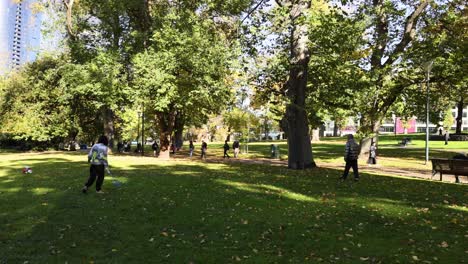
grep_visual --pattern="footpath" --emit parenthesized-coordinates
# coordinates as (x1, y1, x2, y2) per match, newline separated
(193, 156, 467, 184)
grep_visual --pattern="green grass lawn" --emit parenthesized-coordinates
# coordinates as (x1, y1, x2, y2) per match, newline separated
(0, 152, 466, 263)
(181, 134, 467, 172)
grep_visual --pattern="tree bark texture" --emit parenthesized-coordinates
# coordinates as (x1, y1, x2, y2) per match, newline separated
(226, 126, 231, 142)
(456, 97, 464, 134)
(103, 108, 115, 149)
(333, 118, 339, 137)
(359, 136, 377, 160)
(174, 111, 184, 149)
(156, 110, 176, 159)
(285, 0, 316, 169)
(63, 0, 76, 39)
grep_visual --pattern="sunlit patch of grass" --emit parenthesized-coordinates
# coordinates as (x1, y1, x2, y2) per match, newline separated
(1, 187, 22, 193)
(217, 180, 318, 202)
(30, 187, 55, 195)
(446, 204, 468, 212)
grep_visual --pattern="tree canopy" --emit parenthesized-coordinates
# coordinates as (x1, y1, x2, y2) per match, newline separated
(0, 0, 465, 164)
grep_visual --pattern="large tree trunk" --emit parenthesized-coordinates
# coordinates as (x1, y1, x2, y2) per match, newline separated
(156, 110, 176, 159)
(311, 128, 320, 142)
(226, 126, 231, 141)
(264, 117, 270, 140)
(103, 108, 115, 150)
(456, 97, 464, 134)
(174, 112, 184, 149)
(358, 113, 384, 156)
(333, 118, 339, 137)
(285, 0, 316, 169)
(359, 111, 382, 136)
(359, 136, 378, 159)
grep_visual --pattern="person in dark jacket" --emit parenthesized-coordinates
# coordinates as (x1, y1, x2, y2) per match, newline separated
(223, 140, 230, 159)
(340, 134, 360, 181)
(201, 140, 207, 159)
(189, 140, 195, 158)
(232, 140, 240, 158)
(117, 142, 124, 153)
(152, 141, 159, 157)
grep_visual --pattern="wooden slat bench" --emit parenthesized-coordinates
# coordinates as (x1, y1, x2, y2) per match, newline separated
(397, 137, 412, 146)
(431, 158, 468, 183)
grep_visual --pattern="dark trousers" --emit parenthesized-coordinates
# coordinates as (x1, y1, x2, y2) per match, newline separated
(342, 160, 359, 179)
(224, 150, 230, 158)
(201, 149, 206, 159)
(86, 164, 105, 191)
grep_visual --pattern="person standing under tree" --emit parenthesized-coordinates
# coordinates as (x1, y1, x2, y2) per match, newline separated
(340, 134, 360, 181)
(367, 142, 377, 165)
(223, 140, 230, 159)
(445, 130, 449, 145)
(82, 135, 111, 194)
(189, 140, 194, 158)
(201, 140, 207, 159)
(233, 140, 240, 158)
(136, 142, 142, 153)
(152, 141, 159, 157)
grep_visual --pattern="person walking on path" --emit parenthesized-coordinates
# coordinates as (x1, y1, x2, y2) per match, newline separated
(82, 135, 111, 194)
(340, 134, 360, 181)
(135, 142, 142, 153)
(233, 140, 240, 158)
(189, 140, 195, 158)
(152, 141, 159, 157)
(367, 142, 377, 165)
(223, 140, 230, 159)
(445, 130, 449, 145)
(201, 140, 207, 159)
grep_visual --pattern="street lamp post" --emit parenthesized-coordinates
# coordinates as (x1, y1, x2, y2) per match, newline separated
(424, 61, 433, 165)
(141, 104, 144, 156)
(137, 111, 141, 151)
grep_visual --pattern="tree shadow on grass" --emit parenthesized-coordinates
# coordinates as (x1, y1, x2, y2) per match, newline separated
(0, 157, 466, 263)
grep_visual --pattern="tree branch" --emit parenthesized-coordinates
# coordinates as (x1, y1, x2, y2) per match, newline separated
(241, 0, 266, 24)
(385, 1, 429, 66)
(63, 0, 76, 38)
(370, 0, 388, 68)
(275, 0, 283, 8)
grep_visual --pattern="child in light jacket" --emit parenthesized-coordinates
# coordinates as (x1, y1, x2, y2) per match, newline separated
(82, 135, 111, 194)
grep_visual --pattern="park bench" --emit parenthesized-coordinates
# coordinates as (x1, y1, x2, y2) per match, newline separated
(431, 158, 468, 183)
(398, 137, 412, 147)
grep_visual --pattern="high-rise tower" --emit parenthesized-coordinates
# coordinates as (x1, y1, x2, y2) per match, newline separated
(12, 1, 24, 68)
(0, 0, 44, 74)
(0, 0, 12, 73)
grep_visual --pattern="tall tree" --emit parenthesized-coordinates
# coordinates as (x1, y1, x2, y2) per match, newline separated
(357, 0, 429, 135)
(280, 0, 316, 168)
(304, 1, 430, 138)
(132, 5, 243, 157)
(418, 1, 467, 134)
(256, 0, 317, 168)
